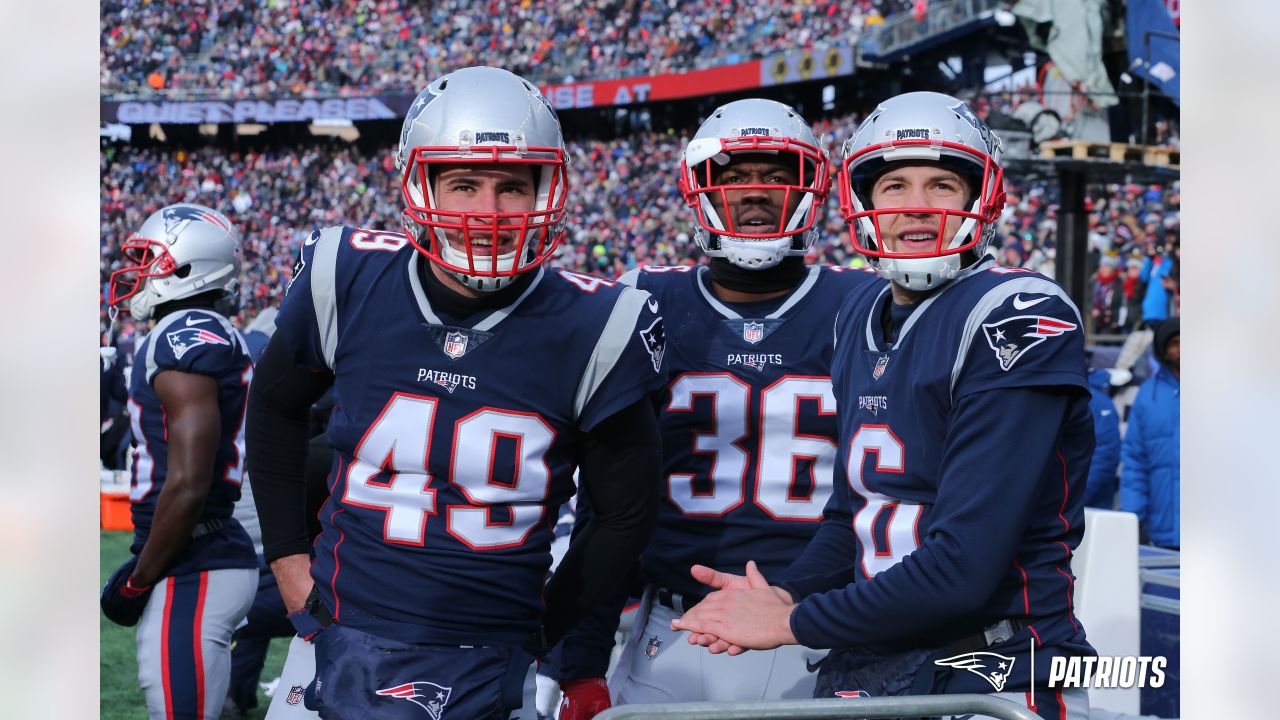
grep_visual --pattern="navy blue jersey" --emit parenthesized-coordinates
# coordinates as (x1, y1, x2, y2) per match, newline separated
(127, 308, 257, 575)
(785, 259, 1095, 692)
(619, 264, 880, 597)
(273, 226, 667, 647)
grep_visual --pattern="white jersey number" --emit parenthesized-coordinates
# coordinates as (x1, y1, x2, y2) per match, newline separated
(847, 424, 923, 577)
(343, 393, 551, 548)
(666, 373, 836, 520)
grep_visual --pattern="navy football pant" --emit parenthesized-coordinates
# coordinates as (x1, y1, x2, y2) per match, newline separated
(307, 624, 533, 719)
(135, 567, 257, 719)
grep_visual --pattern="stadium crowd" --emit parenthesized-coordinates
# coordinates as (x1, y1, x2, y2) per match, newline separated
(100, 114, 1180, 331)
(100, 0, 915, 99)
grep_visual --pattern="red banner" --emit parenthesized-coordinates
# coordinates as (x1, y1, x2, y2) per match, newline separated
(539, 62, 764, 110)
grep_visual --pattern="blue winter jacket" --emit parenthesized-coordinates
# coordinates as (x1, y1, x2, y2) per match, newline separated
(1120, 365, 1180, 547)
(1139, 255, 1173, 323)
(1085, 369, 1121, 509)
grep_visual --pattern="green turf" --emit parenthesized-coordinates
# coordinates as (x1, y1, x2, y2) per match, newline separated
(100, 530, 291, 719)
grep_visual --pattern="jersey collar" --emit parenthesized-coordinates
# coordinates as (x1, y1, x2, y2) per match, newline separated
(694, 264, 821, 321)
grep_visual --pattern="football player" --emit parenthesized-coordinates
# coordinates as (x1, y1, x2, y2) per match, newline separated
(246, 66, 664, 720)
(672, 92, 1096, 720)
(552, 99, 882, 717)
(101, 203, 259, 720)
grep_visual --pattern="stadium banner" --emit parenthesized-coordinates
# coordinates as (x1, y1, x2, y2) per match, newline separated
(539, 63, 763, 110)
(101, 48, 856, 123)
(758, 46, 854, 86)
(102, 96, 408, 125)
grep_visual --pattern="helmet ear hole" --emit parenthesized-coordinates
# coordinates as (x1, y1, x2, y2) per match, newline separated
(174, 264, 192, 278)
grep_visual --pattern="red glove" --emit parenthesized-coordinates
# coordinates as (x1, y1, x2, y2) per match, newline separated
(558, 677, 611, 720)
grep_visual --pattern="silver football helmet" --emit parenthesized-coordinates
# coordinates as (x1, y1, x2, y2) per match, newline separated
(838, 91, 1006, 291)
(108, 203, 243, 321)
(680, 98, 830, 270)
(397, 66, 569, 292)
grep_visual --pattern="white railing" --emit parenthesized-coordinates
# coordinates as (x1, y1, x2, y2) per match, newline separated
(596, 693, 1045, 720)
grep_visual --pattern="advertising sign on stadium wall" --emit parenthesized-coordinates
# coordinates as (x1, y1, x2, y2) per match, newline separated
(101, 96, 408, 125)
(538, 48, 853, 110)
(102, 48, 855, 124)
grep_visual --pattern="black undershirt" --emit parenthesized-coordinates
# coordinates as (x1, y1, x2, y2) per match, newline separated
(707, 255, 806, 294)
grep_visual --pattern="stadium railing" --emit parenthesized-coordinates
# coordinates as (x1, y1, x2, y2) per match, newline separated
(595, 694, 1044, 720)
(859, 0, 1003, 61)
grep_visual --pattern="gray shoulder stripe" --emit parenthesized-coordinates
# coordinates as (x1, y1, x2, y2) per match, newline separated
(310, 227, 344, 370)
(575, 288, 651, 420)
(864, 285, 892, 351)
(616, 268, 641, 288)
(949, 277, 1082, 393)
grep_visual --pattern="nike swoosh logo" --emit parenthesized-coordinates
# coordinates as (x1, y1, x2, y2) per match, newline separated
(648, 299, 659, 313)
(1011, 294, 1049, 311)
(304, 233, 319, 246)
(185, 315, 212, 326)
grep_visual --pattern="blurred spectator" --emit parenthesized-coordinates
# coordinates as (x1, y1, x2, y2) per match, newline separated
(1083, 366, 1121, 509)
(1120, 318, 1180, 549)
(1090, 254, 1123, 334)
(101, 0, 900, 99)
(1138, 243, 1175, 329)
(99, 346, 131, 472)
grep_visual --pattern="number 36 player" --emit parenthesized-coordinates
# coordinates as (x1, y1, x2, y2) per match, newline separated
(674, 92, 1097, 720)
(246, 66, 665, 719)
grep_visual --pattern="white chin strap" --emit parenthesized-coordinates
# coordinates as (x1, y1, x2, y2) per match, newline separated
(436, 231, 520, 292)
(717, 235, 793, 270)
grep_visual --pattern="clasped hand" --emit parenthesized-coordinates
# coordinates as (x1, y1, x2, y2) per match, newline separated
(668, 560, 797, 655)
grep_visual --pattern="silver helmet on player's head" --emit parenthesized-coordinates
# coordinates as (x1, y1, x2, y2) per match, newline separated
(679, 98, 831, 270)
(838, 91, 1006, 291)
(108, 203, 243, 321)
(397, 66, 570, 292)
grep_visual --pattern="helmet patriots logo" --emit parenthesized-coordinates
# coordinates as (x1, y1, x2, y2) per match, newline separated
(375, 681, 452, 719)
(934, 651, 1016, 692)
(948, 101, 997, 154)
(981, 315, 1077, 371)
(165, 327, 230, 360)
(161, 205, 228, 242)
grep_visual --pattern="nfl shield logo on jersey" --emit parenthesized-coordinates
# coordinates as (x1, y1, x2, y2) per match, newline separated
(443, 331, 469, 359)
(743, 321, 765, 345)
(286, 684, 305, 706)
(872, 354, 890, 380)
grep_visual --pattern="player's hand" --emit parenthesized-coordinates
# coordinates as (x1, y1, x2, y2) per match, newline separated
(672, 561, 797, 654)
(685, 561, 792, 654)
(270, 553, 315, 613)
(101, 556, 154, 627)
(558, 677, 611, 720)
